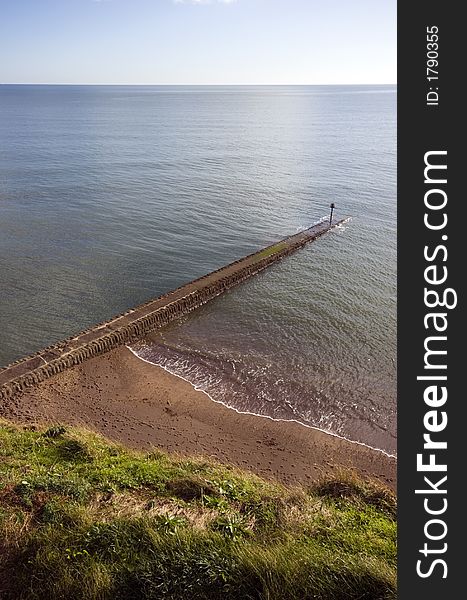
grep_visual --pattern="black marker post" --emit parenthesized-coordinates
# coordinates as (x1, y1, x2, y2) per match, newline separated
(329, 203, 335, 225)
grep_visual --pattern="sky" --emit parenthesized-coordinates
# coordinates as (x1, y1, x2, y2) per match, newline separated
(0, 0, 396, 85)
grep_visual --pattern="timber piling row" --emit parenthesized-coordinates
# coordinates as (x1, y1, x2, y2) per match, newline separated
(0, 218, 345, 400)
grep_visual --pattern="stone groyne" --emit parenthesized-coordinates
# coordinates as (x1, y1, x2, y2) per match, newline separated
(0, 218, 346, 400)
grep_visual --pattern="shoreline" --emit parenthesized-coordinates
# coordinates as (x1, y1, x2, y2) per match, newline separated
(128, 345, 397, 460)
(0, 345, 396, 490)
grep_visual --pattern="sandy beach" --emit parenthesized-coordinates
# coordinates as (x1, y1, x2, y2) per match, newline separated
(0, 346, 396, 490)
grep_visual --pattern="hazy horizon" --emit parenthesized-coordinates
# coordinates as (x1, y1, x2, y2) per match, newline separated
(1, 0, 396, 86)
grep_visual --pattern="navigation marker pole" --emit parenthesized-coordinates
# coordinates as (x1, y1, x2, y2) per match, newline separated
(329, 203, 335, 225)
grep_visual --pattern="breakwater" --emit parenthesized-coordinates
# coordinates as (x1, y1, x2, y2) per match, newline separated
(0, 218, 345, 400)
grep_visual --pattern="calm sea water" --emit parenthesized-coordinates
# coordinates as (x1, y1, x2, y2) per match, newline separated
(0, 85, 396, 455)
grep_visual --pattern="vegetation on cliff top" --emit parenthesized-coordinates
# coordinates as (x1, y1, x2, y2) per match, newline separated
(0, 421, 396, 600)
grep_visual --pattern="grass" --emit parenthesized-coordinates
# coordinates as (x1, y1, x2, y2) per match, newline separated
(0, 420, 396, 599)
(255, 241, 288, 261)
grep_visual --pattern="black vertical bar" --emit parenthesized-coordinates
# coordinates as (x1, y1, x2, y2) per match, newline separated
(398, 3, 461, 598)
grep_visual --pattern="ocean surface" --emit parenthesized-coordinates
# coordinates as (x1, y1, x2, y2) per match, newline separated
(0, 85, 396, 455)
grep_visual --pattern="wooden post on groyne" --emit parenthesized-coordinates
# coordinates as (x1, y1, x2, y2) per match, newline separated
(0, 218, 346, 400)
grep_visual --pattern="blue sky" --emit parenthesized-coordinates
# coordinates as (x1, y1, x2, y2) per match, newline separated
(1, 0, 396, 84)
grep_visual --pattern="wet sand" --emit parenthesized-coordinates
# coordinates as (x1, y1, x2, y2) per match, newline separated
(0, 346, 396, 490)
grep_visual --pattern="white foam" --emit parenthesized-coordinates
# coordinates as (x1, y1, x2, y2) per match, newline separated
(127, 345, 397, 460)
(333, 216, 352, 233)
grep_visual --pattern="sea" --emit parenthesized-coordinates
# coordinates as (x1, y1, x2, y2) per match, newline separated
(0, 85, 396, 456)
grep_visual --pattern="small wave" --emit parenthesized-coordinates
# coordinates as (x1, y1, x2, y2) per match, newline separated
(127, 342, 396, 459)
(296, 215, 351, 234)
(296, 214, 331, 233)
(333, 216, 352, 233)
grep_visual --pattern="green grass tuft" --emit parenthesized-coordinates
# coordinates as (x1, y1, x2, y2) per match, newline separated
(255, 241, 288, 261)
(0, 420, 396, 599)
